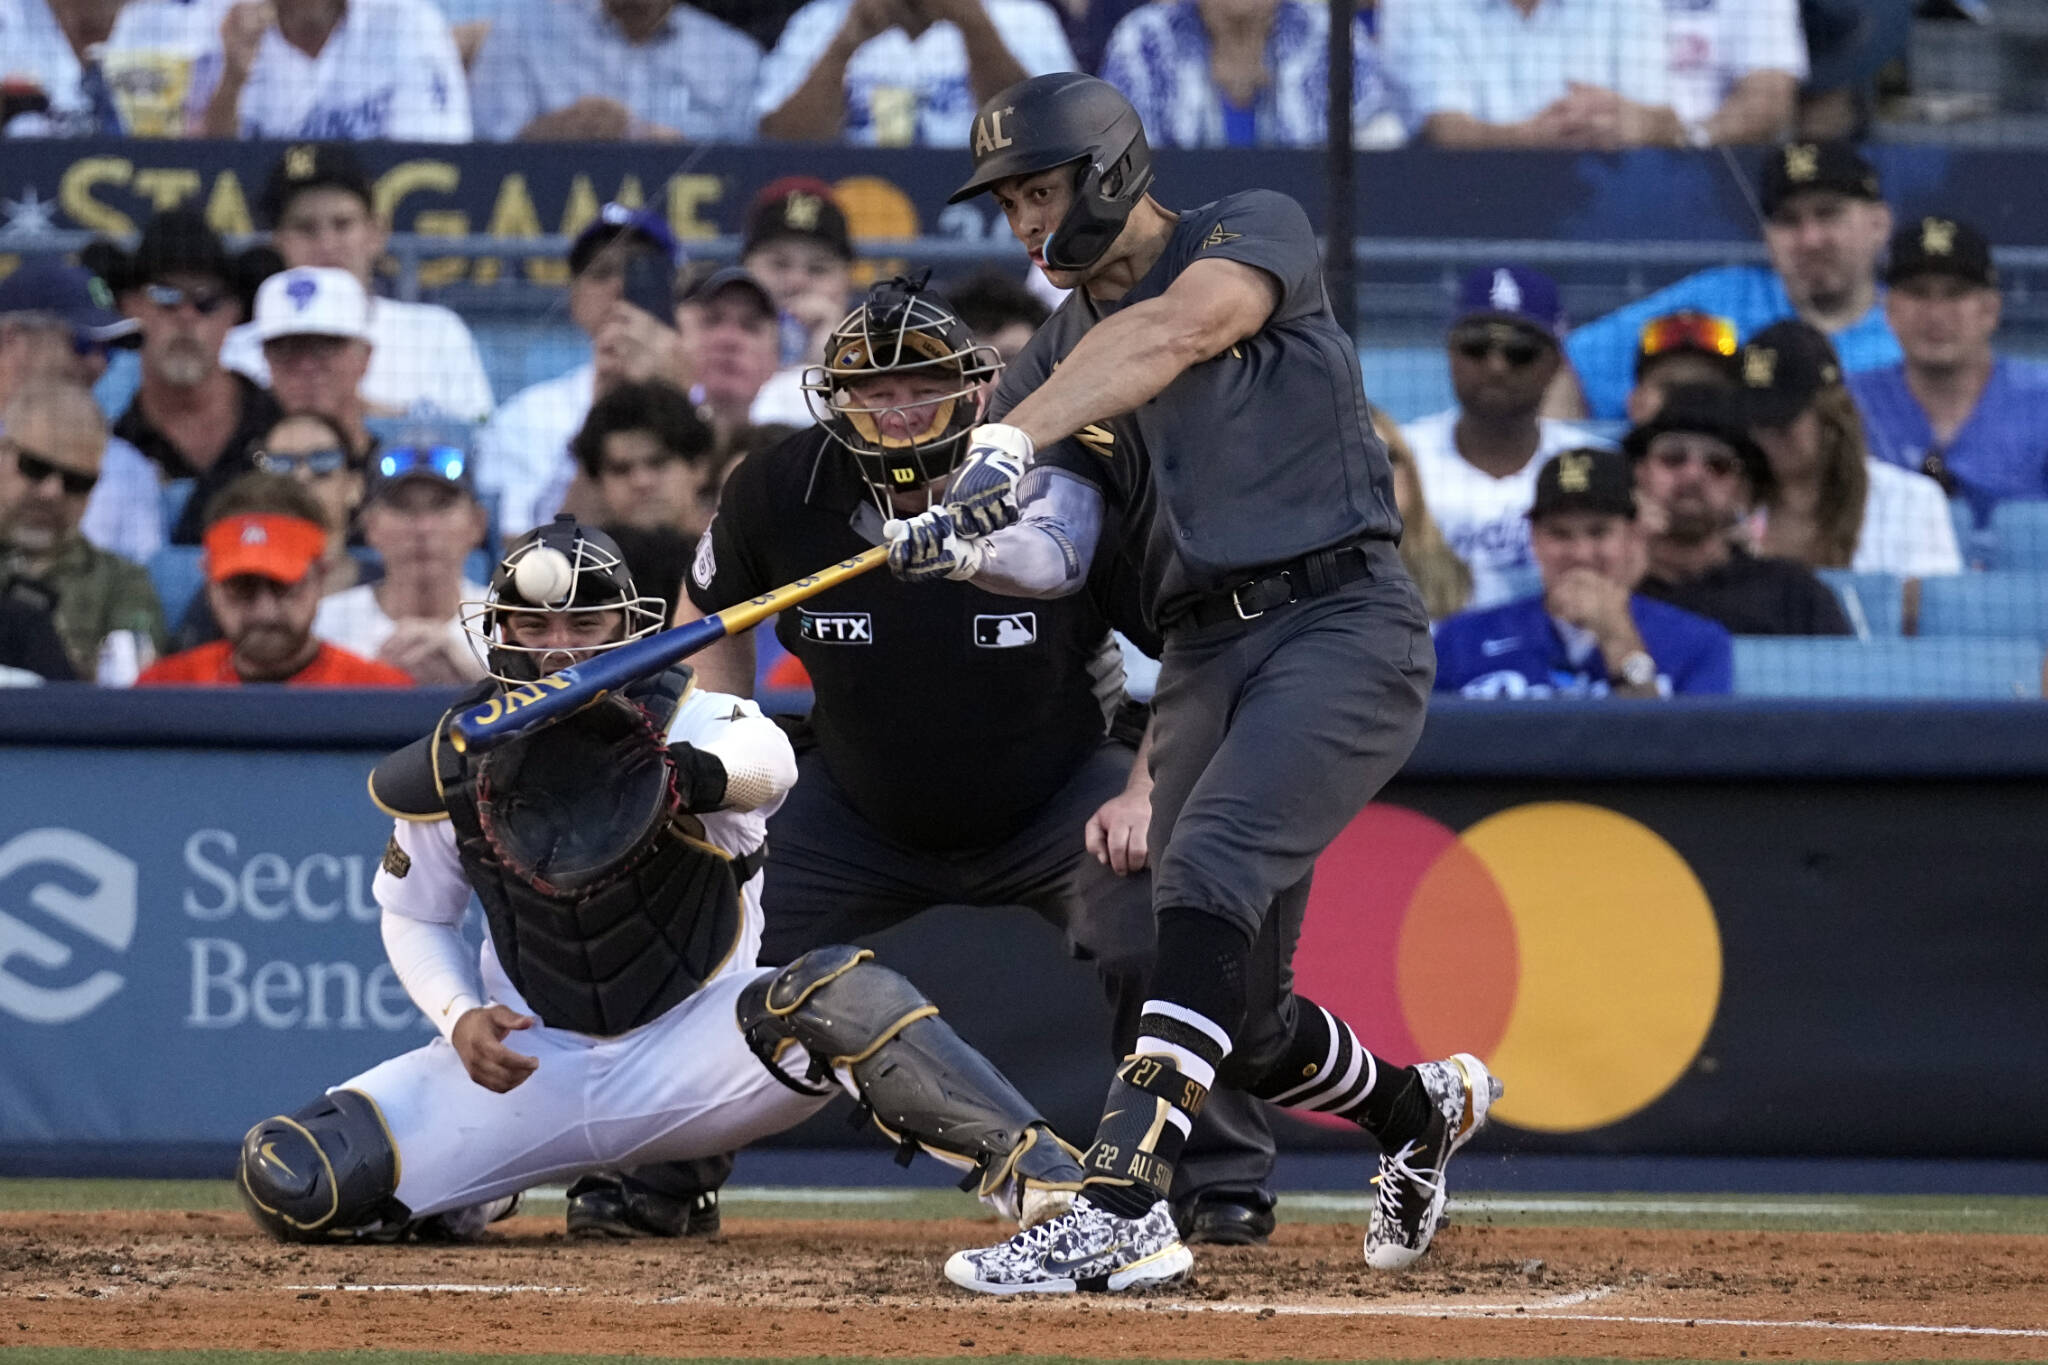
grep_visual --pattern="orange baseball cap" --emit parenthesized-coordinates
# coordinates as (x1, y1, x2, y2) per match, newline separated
(203, 513, 327, 584)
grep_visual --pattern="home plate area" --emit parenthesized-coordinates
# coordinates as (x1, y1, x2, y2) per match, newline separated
(7, 1204, 2048, 1361)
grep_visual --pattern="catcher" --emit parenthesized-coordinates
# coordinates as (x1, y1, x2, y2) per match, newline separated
(233, 517, 1084, 1243)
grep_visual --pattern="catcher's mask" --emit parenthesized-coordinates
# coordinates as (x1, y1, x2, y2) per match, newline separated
(474, 693, 678, 898)
(460, 515, 665, 684)
(803, 273, 1001, 504)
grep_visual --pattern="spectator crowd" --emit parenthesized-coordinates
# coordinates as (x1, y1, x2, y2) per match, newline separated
(0, 3, 2041, 695)
(2, 0, 1915, 149)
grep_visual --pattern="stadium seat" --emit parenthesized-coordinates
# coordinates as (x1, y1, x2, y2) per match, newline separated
(1916, 572, 2048, 639)
(146, 546, 207, 626)
(1816, 569, 1903, 639)
(1732, 637, 2045, 699)
(1988, 500, 2048, 571)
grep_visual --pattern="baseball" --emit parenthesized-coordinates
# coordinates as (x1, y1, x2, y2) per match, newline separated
(513, 546, 576, 604)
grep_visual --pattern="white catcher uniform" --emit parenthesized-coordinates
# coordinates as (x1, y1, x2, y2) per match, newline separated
(342, 687, 821, 1220)
(237, 676, 1086, 1242)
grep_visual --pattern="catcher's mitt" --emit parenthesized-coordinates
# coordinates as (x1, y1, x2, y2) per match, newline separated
(474, 694, 679, 897)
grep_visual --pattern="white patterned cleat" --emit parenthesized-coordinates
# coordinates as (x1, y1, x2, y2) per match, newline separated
(945, 1194, 1192, 1296)
(1364, 1052, 1501, 1271)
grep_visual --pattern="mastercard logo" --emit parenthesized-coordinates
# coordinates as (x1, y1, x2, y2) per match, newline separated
(1296, 802, 1722, 1132)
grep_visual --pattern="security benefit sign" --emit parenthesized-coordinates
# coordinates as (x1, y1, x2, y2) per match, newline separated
(0, 748, 434, 1149)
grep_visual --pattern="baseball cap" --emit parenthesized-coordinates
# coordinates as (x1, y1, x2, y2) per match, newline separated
(743, 177, 853, 262)
(1453, 265, 1565, 340)
(680, 265, 776, 317)
(128, 208, 234, 289)
(1738, 319, 1842, 429)
(1530, 447, 1635, 521)
(1622, 384, 1774, 495)
(259, 142, 375, 228)
(568, 202, 682, 275)
(1758, 141, 1881, 219)
(0, 261, 141, 345)
(1886, 215, 1996, 289)
(203, 512, 327, 584)
(253, 266, 371, 343)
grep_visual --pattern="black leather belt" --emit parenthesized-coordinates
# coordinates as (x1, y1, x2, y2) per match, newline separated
(1170, 542, 1378, 632)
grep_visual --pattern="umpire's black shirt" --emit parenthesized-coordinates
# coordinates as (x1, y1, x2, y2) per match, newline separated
(687, 427, 1131, 852)
(995, 189, 1402, 627)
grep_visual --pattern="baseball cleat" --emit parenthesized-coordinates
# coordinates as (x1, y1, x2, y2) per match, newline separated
(1364, 1052, 1501, 1271)
(944, 1194, 1192, 1296)
(565, 1175, 719, 1239)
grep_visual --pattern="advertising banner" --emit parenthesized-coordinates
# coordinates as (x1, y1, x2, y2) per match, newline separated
(6, 140, 2048, 278)
(3, 694, 2045, 1170)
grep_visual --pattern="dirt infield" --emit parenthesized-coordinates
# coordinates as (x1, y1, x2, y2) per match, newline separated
(6, 1209, 2046, 1361)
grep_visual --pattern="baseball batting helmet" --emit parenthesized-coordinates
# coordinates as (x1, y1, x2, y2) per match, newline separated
(950, 73, 1154, 273)
(804, 273, 1001, 499)
(460, 515, 665, 683)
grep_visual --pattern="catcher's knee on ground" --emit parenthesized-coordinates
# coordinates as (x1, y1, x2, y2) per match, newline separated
(237, 1089, 405, 1242)
(737, 946, 1083, 1220)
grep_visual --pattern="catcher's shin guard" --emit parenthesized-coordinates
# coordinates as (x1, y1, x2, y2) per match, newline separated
(738, 946, 1083, 1219)
(238, 1089, 408, 1242)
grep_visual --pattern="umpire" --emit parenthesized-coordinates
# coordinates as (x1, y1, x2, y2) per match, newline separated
(569, 274, 1279, 1245)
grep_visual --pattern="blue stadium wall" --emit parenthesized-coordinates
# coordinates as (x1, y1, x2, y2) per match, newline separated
(3, 689, 2044, 1176)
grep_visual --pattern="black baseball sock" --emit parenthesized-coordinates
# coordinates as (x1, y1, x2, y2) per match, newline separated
(1081, 908, 1251, 1219)
(1246, 997, 1431, 1144)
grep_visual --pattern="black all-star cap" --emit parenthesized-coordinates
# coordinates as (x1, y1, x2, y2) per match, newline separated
(1530, 447, 1636, 522)
(1886, 215, 1997, 289)
(1759, 140, 1882, 218)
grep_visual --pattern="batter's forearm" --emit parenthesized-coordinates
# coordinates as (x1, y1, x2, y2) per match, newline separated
(1004, 300, 1204, 449)
(961, 469, 1103, 598)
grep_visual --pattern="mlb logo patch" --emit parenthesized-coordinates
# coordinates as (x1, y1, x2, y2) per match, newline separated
(974, 613, 1037, 649)
(799, 610, 872, 644)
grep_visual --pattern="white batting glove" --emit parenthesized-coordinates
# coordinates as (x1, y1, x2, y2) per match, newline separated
(945, 423, 1035, 537)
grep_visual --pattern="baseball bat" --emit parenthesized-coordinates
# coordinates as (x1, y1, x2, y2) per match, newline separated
(449, 542, 893, 753)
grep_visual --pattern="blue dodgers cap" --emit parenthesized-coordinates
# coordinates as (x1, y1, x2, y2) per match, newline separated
(568, 203, 682, 274)
(1454, 265, 1566, 340)
(0, 261, 140, 345)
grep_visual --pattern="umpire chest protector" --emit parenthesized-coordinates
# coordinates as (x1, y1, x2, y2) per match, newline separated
(378, 670, 747, 1038)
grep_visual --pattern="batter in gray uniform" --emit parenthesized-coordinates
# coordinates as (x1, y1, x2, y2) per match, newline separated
(887, 74, 1504, 1295)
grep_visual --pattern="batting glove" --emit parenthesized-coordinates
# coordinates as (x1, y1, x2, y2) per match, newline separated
(886, 508, 991, 583)
(945, 423, 1035, 537)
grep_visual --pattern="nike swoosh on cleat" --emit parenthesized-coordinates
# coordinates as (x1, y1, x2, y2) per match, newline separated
(1044, 1243, 1126, 1275)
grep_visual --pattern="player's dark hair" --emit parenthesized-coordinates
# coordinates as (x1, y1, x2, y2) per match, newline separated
(205, 471, 332, 536)
(945, 272, 1050, 339)
(571, 380, 716, 480)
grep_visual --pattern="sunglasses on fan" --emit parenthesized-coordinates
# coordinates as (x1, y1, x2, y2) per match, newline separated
(10, 445, 99, 496)
(1451, 324, 1548, 368)
(1638, 311, 1738, 361)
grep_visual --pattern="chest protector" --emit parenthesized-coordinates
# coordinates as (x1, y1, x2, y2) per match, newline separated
(436, 671, 746, 1038)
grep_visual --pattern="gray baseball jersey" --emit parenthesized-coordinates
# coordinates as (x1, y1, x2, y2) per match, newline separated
(992, 189, 1401, 625)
